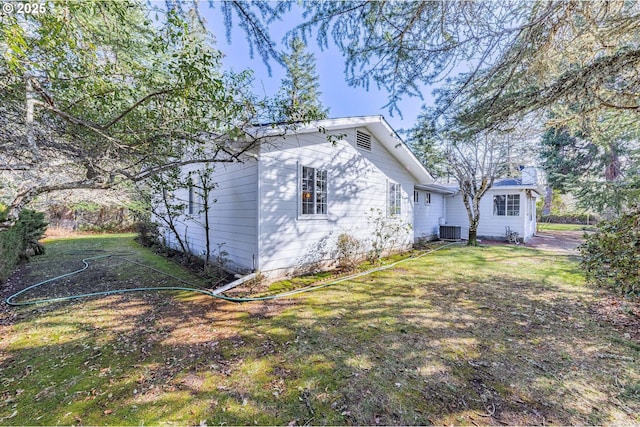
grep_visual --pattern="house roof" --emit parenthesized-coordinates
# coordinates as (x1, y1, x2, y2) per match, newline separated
(260, 115, 434, 184)
(414, 183, 457, 194)
(437, 178, 542, 196)
(494, 178, 523, 186)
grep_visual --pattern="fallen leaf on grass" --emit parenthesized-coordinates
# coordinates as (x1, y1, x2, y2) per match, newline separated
(3, 410, 17, 420)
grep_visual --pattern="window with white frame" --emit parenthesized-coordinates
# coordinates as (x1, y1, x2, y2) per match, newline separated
(388, 182, 401, 216)
(493, 194, 520, 216)
(424, 192, 431, 205)
(413, 190, 419, 203)
(529, 198, 534, 221)
(301, 166, 328, 215)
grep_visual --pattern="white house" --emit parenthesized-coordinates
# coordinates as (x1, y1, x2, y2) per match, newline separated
(442, 170, 541, 242)
(159, 116, 450, 277)
(156, 116, 541, 278)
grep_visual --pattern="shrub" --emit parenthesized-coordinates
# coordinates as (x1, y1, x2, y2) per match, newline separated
(0, 209, 48, 283)
(366, 208, 412, 264)
(541, 213, 599, 225)
(580, 207, 640, 296)
(46, 203, 137, 232)
(135, 220, 160, 248)
(335, 233, 363, 272)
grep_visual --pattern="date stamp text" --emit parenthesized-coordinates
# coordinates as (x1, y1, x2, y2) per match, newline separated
(2, 2, 47, 15)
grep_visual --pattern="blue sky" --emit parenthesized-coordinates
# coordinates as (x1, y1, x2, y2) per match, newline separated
(200, 4, 431, 133)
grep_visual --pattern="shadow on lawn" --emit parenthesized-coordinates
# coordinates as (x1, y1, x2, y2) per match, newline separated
(1, 244, 638, 425)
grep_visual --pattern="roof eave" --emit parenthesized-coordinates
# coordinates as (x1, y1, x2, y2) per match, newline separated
(415, 183, 457, 195)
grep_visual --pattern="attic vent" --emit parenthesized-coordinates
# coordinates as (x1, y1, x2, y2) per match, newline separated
(356, 130, 372, 151)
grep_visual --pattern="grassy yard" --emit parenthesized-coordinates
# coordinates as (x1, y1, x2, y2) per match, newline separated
(537, 222, 595, 231)
(1, 235, 639, 425)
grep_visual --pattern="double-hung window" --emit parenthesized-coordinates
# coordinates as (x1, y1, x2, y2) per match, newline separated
(424, 192, 431, 205)
(493, 194, 520, 216)
(301, 166, 327, 215)
(507, 195, 520, 216)
(388, 182, 401, 216)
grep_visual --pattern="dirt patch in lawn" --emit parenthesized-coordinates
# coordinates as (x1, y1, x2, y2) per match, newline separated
(482, 230, 586, 255)
(524, 230, 586, 254)
(592, 295, 640, 343)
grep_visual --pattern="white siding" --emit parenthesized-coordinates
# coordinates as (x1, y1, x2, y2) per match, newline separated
(160, 161, 259, 272)
(523, 194, 538, 240)
(257, 128, 417, 275)
(207, 161, 259, 271)
(413, 191, 445, 240)
(444, 188, 537, 242)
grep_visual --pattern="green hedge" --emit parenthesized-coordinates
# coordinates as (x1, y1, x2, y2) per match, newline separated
(0, 209, 48, 283)
(580, 207, 640, 296)
(541, 213, 599, 225)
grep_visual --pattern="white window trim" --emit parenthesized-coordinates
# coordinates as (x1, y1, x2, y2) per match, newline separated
(493, 194, 521, 217)
(424, 191, 431, 205)
(298, 163, 329, 220)
(507, 194, 521, 216)
(387, 180, 402, 217)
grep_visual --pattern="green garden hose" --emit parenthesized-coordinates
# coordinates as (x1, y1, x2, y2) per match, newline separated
(5, 243, 458, 306)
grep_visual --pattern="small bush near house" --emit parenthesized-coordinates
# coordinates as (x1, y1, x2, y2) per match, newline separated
(0, 208, 48, 283)
(367, 208, 412, 264)
(335, 233, 363, 272)
(580, 207, 640, 297)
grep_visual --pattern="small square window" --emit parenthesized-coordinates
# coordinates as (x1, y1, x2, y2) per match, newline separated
(507, 194, 520, 216)
(494, 194, 520, 216)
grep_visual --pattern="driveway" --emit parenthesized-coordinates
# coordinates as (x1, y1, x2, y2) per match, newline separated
(524, 230, 586, 255)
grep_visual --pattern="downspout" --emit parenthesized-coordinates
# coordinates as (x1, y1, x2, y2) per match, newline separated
(255, 152, 262, 273)
(442, 192, 447, 225)
(211, 273, 258, 295)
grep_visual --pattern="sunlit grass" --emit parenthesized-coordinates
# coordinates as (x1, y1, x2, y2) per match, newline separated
(1, 235, 638, 425)
(537, 222, 595, 231)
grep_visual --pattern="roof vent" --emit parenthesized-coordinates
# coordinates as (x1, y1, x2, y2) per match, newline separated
(356, 130, 372, 151)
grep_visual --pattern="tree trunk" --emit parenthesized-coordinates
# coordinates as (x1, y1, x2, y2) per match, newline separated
(543, 187, 553, 216)
(157, 189, 188, 255)
(468, 227, 479, 246)
(203, 193, 211, 267)
(466, 190, 481, 246)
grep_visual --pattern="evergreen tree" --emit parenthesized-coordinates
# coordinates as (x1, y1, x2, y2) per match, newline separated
(539, 127, 598, 193)
(539, 125, 639, 214)
(405, 107, 448, 180)
(278, 37, 328, 122)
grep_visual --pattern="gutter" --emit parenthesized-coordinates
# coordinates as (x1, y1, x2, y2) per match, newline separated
(415, 183, 457, 195)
